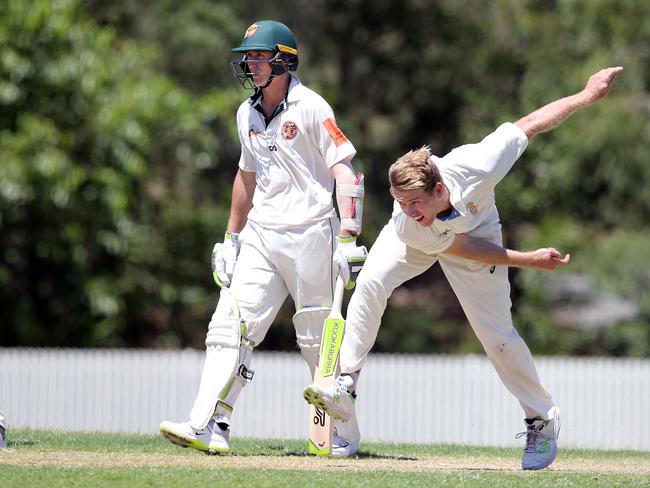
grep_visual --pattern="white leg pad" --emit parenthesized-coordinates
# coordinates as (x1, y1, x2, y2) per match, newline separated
(293, 307, 330, 378)
(189, 288, 254, 430)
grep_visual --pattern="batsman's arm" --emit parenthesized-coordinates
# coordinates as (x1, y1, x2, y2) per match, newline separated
(226, 169, 256, 233)
(515, 66, 623, 140)
(443, 234, 570, 271)
(331, 158, 363, 238)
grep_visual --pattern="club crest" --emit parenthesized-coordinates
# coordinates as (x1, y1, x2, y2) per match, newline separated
(281, 121, 299, 140)
(244, 24, 258, 38)
(249, 125, 261, 137)
(467, 202, 479, 215)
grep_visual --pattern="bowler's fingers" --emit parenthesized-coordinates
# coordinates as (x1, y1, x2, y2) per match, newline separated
(604, 66, 624, 83)
(556, 253, 571, 265)
(542, 248, 570, 269)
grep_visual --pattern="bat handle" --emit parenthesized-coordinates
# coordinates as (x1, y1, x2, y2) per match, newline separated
(331, 274, 346, 316)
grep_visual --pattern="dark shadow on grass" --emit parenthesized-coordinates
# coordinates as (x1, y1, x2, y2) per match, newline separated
(227, 444, 417, 460)
(6, 439, 37, 447)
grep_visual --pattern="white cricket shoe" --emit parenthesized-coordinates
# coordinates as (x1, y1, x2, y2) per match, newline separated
(303, 374, 356, 422)
(332, 407, 360, 457)
(517, 407, 560, 470)
(160, 418, 229, 454)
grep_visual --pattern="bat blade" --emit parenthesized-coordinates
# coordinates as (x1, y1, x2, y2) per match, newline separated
(307, 276, 346, 456)
(308, 405, 331, 455)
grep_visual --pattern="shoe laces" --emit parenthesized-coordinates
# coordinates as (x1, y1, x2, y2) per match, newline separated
(333, 428, 349, 448)
(515, 422, 552, 453)
(334, 376, 351, 396)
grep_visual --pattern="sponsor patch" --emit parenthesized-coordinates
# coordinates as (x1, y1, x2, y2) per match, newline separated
(323, 118, 349, 147)
(467, 202, 478, 215)
(281, 121, 299, 140)
(244, 24, 258, 38)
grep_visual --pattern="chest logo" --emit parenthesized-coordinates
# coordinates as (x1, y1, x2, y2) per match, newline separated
(249, 125, 261, 137)
(467, 202, 479, 216)
(281, 121, 299, 140)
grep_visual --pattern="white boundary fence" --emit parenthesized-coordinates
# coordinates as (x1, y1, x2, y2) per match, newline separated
(1, 348, 649, 450)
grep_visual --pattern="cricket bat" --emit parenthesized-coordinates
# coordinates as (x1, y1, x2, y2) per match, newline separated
(308, 275, 346, 455)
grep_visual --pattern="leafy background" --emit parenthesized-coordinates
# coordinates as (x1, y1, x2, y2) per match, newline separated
(1, 0, 649, 356)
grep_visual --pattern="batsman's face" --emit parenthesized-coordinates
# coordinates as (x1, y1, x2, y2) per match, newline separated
(245, 50, 274, 87)
(391, 186, 441, 227)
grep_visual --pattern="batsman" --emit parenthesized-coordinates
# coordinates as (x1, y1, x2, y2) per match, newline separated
(304, 66, 623, 467)
(159, 20, 368, 456)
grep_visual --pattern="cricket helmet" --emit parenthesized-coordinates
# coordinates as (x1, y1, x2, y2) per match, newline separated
(230, 20, 299, 88)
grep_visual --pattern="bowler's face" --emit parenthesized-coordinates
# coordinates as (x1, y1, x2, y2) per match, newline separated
(391, 187, 438, 227)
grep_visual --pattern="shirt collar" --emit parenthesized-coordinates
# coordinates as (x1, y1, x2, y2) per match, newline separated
(249, 74, 302, 105)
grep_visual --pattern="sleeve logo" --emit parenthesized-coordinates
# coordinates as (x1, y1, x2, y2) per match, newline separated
(281, 121, 299, 140)
(467, 202, 479, 215)
(323, 118, 349, 147)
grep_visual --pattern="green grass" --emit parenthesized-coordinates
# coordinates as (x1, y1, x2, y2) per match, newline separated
(1, 430, 649, 487)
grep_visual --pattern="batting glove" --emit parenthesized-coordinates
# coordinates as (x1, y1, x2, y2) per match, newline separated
(333, 236, 367, 290)
(211, 232, 241, 288)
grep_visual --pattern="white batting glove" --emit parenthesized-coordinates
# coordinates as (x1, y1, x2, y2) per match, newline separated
(211, 232, 241, 288)
(333, 236, 368, 290)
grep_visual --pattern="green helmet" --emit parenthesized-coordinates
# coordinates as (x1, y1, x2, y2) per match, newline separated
(231, 20, 298, 61)
(230, 20, 299, 88)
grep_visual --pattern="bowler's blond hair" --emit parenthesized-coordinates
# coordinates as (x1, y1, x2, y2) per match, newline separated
(389, 146, 441, 193)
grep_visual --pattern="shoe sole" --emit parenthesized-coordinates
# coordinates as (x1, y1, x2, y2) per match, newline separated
(160, 427, 228, 455)
(303, 386, 349, 421)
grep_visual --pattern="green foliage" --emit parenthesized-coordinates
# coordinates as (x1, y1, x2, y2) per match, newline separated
(0, 0, 232, 347)
(1, 0, 649, 354)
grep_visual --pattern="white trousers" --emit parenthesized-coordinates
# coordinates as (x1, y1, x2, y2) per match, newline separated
(339, 219, 556, 420)
(226, 217, 339, 346)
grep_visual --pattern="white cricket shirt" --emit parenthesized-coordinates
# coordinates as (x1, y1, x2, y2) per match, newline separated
(236, 75, 356, 229)
(393, 122, 529, 254)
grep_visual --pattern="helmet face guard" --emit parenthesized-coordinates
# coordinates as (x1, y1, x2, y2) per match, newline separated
(230, 51, 298, 90)
(230, 21, 299, 90)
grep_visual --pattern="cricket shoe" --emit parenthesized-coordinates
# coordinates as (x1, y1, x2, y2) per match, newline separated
(303, 374, 356, 422)
(517, 407, 560, 470)
(332, 407, 361, 457)
(160, 418, 229, 454)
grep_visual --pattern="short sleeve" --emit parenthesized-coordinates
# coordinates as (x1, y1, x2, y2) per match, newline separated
(309, 98, 356, 167)
(238, 142, 255, 172)
(235, 103, 256, 172)
(477, 122, 528, 186)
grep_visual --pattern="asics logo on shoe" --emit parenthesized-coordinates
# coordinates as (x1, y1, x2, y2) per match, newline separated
(538, 439, 551, 453)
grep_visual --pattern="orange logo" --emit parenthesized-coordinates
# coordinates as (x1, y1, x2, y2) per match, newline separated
(281, 121, 299, 140)
(467, 202, 478, 215)
(244, 24, 258, 38)
(323, 118, 349, 147)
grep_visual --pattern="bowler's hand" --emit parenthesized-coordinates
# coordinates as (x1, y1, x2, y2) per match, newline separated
(584, 66, 623, 102)
(528, 247, 571, 270)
